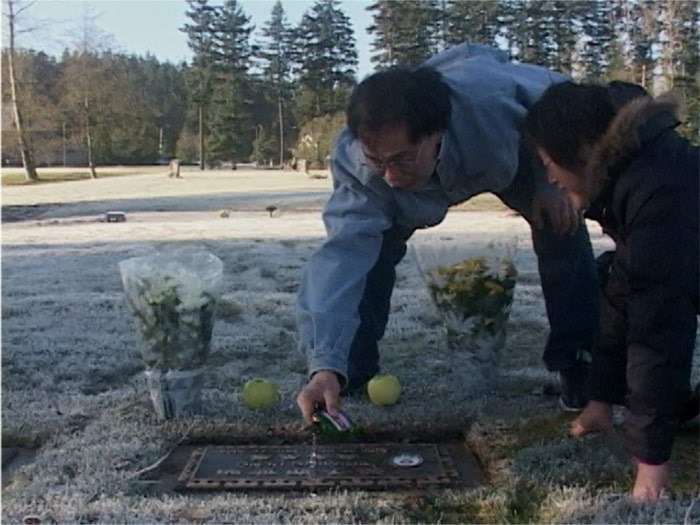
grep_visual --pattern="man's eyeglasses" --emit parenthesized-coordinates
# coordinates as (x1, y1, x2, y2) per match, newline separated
(360, 139, 426, 175)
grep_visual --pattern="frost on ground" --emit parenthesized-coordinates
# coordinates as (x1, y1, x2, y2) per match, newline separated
(2, 169, 698, 524)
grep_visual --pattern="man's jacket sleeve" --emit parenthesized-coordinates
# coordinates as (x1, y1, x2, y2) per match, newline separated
(296, 130, 394, 386)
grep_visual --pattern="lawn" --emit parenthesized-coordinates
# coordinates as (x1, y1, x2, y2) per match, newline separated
(1, 165, 173, 185)
(1, 168, 697, 524)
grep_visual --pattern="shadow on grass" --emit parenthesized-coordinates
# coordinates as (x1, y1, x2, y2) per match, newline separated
(1, 191, 330, 222)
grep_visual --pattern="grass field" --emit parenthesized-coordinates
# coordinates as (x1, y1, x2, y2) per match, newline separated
(1, 165, 172, 185)
(1, 168, 697, 524)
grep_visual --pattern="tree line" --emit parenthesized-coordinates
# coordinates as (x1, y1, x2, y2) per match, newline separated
(2, 0, 697, 182)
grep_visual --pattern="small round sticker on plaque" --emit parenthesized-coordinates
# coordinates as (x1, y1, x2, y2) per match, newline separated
(390, 453, 424, 467)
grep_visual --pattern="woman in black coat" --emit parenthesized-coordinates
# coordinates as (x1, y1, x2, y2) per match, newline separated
(525, 80, 699, 501)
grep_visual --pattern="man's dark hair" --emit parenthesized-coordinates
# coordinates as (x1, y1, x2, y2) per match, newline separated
(347, 66, 451, 142)
(524, 81, 616, 170)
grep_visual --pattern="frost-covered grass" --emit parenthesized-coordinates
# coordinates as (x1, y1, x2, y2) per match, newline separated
(1, 165, 173, 185)
(2, 170, 698, 524)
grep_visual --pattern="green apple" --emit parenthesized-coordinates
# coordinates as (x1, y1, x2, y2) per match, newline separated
(367, 374, 401, 406)
(241, 378, 279, 409)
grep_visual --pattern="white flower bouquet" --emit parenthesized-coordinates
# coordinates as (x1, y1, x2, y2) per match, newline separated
(412, 238, 518, 382)
(119, 248, 223, 419)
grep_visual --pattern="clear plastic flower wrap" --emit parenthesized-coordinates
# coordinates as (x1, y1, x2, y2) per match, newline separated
(412, 237, 518, 381)
(119, 248, 223, 418)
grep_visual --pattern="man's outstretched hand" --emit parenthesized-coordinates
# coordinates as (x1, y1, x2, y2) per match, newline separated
(296, 370, 342, 425)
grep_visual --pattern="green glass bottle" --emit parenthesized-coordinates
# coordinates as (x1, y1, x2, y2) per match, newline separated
(311, 408, 359, 436)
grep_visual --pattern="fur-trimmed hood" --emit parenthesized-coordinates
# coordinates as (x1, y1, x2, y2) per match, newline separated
(585, 92, 682, 201)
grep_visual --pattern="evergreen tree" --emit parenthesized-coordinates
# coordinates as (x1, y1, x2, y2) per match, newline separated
(606, 0, 636, 81)
(508, 0, 556, 65)
(57, 9, 123, 177)
(95, 55, 150, 164)
(206, 0, 254, 165)
(666, 0, 699, 141)
(575, 0, 614, 81)
(367, 0, 440, 68)
(623, 0, 657, 88)
(181, 0, 218, 168)
(154, 61, 188, 159)
(293, 0, 358, 122)
(2, 44, 188, 167)
(604, 37, 627, 81)
(444, 0, 501, 48)
(495, 0, 612, 77)
(546, 0, 582, 73)
(674, 1, 700, 80)
(498, 0, 536, 61)
(256, 0, 296, 165)
(1, 50, 62, 167)
(121, 55, 188, 162)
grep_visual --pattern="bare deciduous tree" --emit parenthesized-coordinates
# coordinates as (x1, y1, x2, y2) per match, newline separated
(59, 6, 117, 178)
(3, 0, 39, 181)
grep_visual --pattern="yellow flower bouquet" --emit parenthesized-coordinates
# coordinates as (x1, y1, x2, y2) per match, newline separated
(412, 238, 518, 382)
(426, 256, 517, 352)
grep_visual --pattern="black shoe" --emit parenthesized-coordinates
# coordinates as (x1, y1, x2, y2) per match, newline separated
(342, 375, 373, 397)
(559, 360, 591, 412)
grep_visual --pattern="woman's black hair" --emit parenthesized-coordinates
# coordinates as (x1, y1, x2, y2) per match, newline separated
(347, 66, 451, 142)
(524, 81, 616, 170)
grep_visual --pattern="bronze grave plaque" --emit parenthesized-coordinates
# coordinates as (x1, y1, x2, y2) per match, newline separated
(177, 443, 480, 490)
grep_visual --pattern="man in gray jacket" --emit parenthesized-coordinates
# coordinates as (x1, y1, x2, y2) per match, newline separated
(296, 44, 599, 424)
